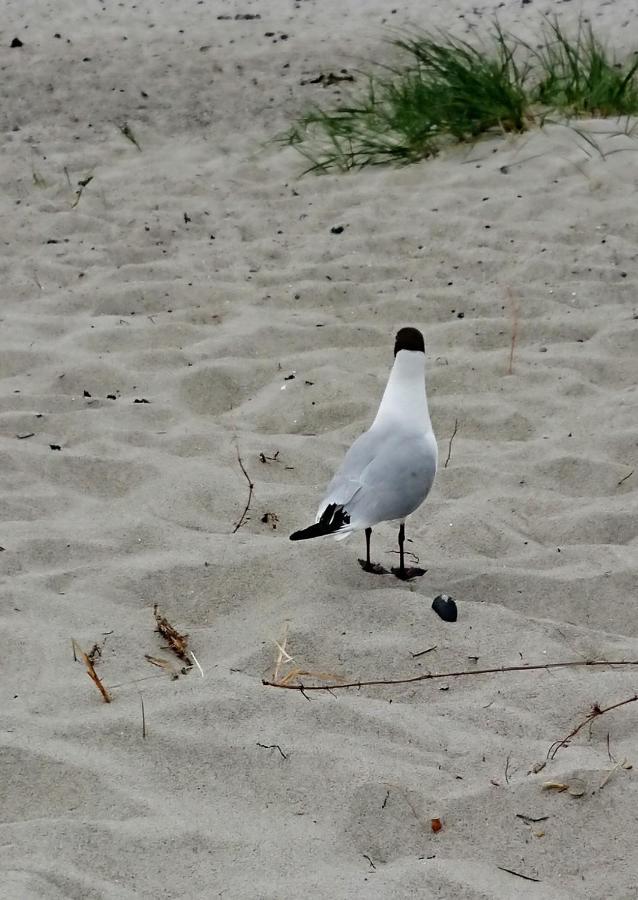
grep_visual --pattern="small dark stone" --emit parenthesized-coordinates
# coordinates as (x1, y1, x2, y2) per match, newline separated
(106, 394, 116, 400)
(49, 444, 62, 451)
(330, 224, 344, 234)
(11, 37, 24, 48)
(83, 389, 91, 397)
(133, 398, 150, 403)
(432, 594, 458, 622)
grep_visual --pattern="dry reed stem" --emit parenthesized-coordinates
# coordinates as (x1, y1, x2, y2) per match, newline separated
(271, 627, 342, 687)
(144, 654, 179, 678)
(272, 625, 294, 684)
(72, 638, 112, 703)
(263, 659, 638, 692)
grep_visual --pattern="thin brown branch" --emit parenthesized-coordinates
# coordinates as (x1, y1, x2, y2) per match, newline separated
(443, 418, 459, 469)
(547, 693, 638, 760)
(232, 446, 254, 533)
(617, 469, 633, 487)
(263, 659, 638, 692)
(72, 638, 112, 703)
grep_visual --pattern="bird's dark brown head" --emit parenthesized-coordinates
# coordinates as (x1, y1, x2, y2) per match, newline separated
(394, 327, 425, 356)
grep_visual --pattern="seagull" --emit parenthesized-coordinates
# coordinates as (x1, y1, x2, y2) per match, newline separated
(290, 326, 437, 580)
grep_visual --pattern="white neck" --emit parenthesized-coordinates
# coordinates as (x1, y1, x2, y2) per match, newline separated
(372, 350, 433, 431)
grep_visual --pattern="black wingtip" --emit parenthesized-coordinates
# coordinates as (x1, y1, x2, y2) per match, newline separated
(394, 327, 424, 356)
(289, 503, 350, 541)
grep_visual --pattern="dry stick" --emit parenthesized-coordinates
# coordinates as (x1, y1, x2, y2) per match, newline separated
(72, 639, 112, 703)
(506, 287, 519, 376)
(232, 447, 254, 533)
(496, 866, 540, 883)
(71, 175, 93, 209)
(443, 419, 459, 469)
(262, 659, 638, 692)
(256, 742, 288, 760)
(504, 752, 512, 784)
(118, 122, 142, 151)
(411, 645, 437, 658)
(140, 693, 146, 739)
(144, 653, 179, 678)
(617, 469, 634, 487)
(547, 693, 638, 760)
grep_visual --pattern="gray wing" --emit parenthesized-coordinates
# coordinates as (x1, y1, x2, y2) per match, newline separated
(315, 428, 379, 519)
(318, 426, 437, 528)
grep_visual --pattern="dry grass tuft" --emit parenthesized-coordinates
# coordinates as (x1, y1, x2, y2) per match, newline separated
(270, 625, 344, 687)
(153, 605, 203, 677)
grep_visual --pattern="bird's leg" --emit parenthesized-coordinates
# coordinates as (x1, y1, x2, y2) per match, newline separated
(358, 527, 389, 575)
(392, 523, 426, 581)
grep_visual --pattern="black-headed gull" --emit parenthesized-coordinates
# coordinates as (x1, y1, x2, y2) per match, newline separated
(290, 327, 437, 580)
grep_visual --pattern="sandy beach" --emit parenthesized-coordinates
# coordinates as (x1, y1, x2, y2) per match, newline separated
(2, 0, 638, 897)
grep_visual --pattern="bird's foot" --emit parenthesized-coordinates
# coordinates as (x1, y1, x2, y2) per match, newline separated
(358, 559, 389, 575)
(391, 566, 427, 581)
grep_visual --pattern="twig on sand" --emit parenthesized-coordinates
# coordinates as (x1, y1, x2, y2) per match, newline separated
(140, 693, 147, 738)
(617, 469, 634, 487)
(71, 174, 94, 208)
(118, 122, 142, 151)
(443, 418, 459, 469)
(144, 653, 180, 679)
(263, 659, 638, 693)
(506, 287, 519, 375)
(497, 866, 540, 883)
(256, 742, 288, 760)
(547, 694, 638, 760)
(233, 447, 255, 533)
(411, 645, 437, 658)
(72, 638, 112, 702)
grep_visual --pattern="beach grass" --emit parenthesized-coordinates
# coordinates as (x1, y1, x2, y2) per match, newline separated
(281, 20, 638, 173)
(531, 19, 638, 117)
